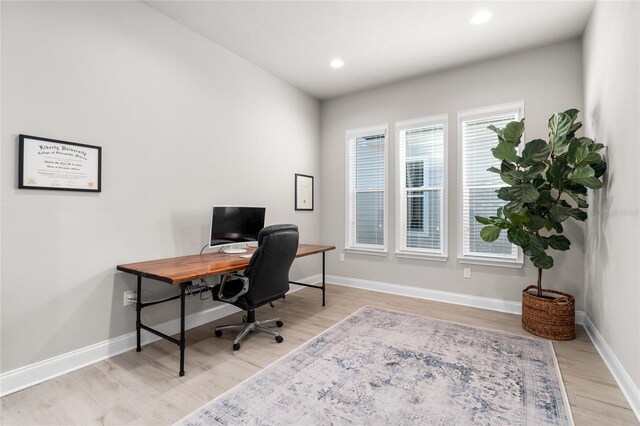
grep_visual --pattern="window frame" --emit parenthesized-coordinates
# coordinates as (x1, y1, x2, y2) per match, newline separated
(345, 124, 389, 256)
(457, 102, 525, 268)
(395, 114, 448, 261)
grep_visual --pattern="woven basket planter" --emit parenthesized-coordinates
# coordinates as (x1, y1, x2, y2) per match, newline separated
(521, 285, 575, 340)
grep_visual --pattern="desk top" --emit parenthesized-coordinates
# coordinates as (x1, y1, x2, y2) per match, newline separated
(116, 244, 335, 285)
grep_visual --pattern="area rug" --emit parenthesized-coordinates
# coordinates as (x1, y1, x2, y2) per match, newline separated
(177, 306, 573, 425)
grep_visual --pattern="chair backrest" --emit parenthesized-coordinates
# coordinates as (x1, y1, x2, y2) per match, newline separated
(243, 224, 299, 306)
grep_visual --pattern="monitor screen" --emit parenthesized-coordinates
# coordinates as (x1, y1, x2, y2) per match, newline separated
(209, 206, 266, 248)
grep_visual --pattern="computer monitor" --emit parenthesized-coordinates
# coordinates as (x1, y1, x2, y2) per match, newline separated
(209, 206, 266, 254)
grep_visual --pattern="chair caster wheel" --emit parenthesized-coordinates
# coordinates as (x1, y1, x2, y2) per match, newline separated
(276, 321, 283, 327)
(275, 335, 283, 343)
(233, 343, 240, 351)
(214, 330, 222, 337)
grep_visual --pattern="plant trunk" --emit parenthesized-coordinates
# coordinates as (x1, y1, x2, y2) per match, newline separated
(536, 268, 543, 297)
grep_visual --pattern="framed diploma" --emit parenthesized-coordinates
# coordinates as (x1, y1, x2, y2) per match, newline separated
(19, 134, 102, 192)
(295, 173, 314, 211)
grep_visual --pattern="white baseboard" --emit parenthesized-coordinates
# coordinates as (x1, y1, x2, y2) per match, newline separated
(0, 274, 319, 397)
(326, 274, 586, 324)
(582, 315, 640, 420)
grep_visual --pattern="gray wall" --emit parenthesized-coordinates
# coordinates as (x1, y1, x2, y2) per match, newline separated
(320, 40, 586, 306)
(0, 2, 320, 373)
(583, 1, 640, 392)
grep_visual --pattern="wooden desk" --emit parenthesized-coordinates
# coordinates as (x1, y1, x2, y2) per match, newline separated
(116, 244, 335, 376)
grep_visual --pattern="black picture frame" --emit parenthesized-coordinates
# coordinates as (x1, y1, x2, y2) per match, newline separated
(295, 173, 314, 211)
(19, 134, 102, 192)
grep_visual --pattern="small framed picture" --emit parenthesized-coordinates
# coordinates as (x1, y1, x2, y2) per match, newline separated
(19, 134, 102, 192)
(295, 173, 314, 211)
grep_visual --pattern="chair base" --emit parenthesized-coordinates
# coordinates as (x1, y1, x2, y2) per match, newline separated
(214, 314, 283, 350)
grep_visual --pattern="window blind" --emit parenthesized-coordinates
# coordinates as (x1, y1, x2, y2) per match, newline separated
(397, 120, 445, 255)
(346, 127, 386, 250)
(461, 110, 520, 260)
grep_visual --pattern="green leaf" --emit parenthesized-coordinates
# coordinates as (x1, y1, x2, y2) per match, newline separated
(567, 138, 581, 163)
(566, 192, 589, 208)
(500, 160, 517, 173)
(578, 137, 594, 146)
(532, 252, 554, 269)
(492, 218, 510, 229)
(549, 112, 573, 153)
(543, 219, 554, 231)
(492, 141, 520, 163)
(475, 216, 492, 225)
(549, 204, 571, 222)
(480, 225, 502, 242)
(507, 183, 540, 204)
(487, 124, 505, 142)
(502, 119, 525, 145)
(547, 235, 571, 251)
(546, 158, 569, 189)
(505, 209, 530, 226)
(505, 200, 522, 212)
(507, 228, 529, 247)
(567, 122, 582, 138)
(501, 175, 517, 186)
(564, 182, 587, 195)
(504, 169, 525, 181)
(563, 108, 580, 123)
(590, 142, 605, 152)
(497, 187, 512, 201)
(582, 152, 602, 165)
(527, 215, 546, 231)
(567, 208, 588, 221)
(524, 163, 546, 181)
(569, 165, 603, 189)
(487, 166, 501, 174)
(552, 222, 564, 233)
(528, 234, 546, 256)
(569, 146, 589, 165)
(592, 160, 607, 178)
(536, 190, 554, 208)
(521, 139, 550, 166)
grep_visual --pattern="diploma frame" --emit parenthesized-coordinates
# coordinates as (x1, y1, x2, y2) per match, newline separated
(18, 134, 102, 192)
(295, 173, 314, 211)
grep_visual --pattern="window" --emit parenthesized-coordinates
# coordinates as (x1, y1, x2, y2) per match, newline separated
(345, 124, 388, 254)
(458, 102, 524, 267)
(395, 115, 447, 260)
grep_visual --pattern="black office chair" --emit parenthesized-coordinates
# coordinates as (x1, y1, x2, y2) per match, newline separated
(211, 224, 299, 351)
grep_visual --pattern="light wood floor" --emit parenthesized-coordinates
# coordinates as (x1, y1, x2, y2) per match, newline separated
(1, 284, 638, 425)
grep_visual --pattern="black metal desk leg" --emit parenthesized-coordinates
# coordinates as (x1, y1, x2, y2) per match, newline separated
(136, 276, 142, 352)
(179, 282, 186, 377)
(322, 252, 326, 307)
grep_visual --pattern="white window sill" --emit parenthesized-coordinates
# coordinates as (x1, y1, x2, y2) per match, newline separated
(458, 256, 523, 269)
(345, 247, 388, 257)
(395, 251, 447, 262)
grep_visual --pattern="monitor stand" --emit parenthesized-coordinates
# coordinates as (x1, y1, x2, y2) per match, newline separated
(222, 247, 247, 254)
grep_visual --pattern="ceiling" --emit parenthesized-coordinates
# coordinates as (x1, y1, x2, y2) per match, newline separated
(145, 1, 594, 100)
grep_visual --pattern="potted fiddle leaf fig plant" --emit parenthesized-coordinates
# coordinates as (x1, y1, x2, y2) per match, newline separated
(476, 109, 605, 340)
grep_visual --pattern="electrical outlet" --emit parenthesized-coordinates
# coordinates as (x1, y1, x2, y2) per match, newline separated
(463, 268, 471, 278)
(339, 253, 345, 262)
(124, 290, 136, 306)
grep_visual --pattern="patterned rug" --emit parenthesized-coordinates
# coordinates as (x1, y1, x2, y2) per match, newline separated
(177, 306, 573, 425)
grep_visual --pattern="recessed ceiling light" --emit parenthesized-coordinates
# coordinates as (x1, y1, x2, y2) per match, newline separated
(470, 10, 493, 25)
(330, 58, 345, 69)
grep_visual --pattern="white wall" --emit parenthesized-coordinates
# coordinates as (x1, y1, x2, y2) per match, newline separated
(320, 40, 585, 306)
(0, 1, 320, 373)
(583, 1, 640, 394)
